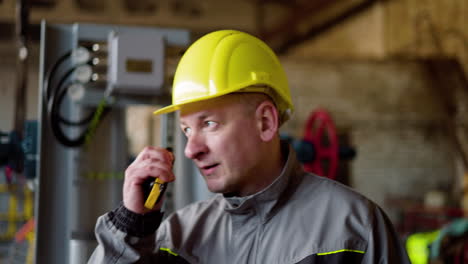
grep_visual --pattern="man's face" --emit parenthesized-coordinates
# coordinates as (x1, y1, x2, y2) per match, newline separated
(180, 95, 263, 195)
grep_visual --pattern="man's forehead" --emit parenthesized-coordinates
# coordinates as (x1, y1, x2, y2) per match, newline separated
(179, 94, 240, 116)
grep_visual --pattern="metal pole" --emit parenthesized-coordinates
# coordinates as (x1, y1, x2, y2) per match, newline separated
(14, 0, 30, 136)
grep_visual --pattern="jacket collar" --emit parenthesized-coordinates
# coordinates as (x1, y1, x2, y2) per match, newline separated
(223, 141, 304, 221)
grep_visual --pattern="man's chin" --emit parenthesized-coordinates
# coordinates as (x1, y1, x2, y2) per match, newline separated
(206, 185, 224, 194)
(205, 180, 227, 194)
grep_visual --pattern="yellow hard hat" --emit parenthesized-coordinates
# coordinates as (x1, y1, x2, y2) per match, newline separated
(154, 30, 294, 122)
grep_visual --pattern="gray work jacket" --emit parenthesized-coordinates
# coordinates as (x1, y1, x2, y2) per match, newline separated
(88, 146, 410, 263)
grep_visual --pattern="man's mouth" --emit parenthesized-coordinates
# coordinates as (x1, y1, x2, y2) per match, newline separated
(200, 163, 219, 175)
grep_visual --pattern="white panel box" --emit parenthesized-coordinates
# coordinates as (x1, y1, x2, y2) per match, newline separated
(107, 31, 165, 95)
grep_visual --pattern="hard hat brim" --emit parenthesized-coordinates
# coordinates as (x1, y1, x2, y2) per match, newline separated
(153, 104, 180, 115)
(153, 84, 243, 116)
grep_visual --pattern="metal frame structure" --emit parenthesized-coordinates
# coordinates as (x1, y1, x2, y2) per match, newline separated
(35, 22, 190, 264)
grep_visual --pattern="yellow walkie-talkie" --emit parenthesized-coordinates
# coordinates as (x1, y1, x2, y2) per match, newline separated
(143, 148, 172, 210)
(144, 178, 168, 209)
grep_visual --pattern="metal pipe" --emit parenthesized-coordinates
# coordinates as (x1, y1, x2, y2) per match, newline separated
(14, 0, 30, 137)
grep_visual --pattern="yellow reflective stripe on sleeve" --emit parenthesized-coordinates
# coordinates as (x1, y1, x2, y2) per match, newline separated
(160, 247, 179, 256)
(317, 249, 365, 256)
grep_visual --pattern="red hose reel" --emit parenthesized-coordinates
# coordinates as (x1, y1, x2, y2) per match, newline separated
(302, 109, 339, 180)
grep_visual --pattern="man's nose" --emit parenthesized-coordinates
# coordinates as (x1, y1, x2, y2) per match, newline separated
(184, 133, 208, 160)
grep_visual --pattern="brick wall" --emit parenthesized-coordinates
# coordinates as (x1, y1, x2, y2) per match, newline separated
(280, 58, 467, 221)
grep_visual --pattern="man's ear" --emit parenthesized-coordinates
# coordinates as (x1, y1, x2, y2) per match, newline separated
(255, 101, 279, 142)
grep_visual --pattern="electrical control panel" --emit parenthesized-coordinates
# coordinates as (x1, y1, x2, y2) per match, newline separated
(107, 31, 165, 95)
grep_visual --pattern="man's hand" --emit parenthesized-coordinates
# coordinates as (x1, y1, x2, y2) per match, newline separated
(123, 146, 175, 214)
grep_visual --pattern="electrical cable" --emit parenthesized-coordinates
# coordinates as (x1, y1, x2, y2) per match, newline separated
(49, 80, 88, 147)
(46, 66, 86, 147)
(43, 49, 111, 147)
(44, 52, 95, 126)
(48, 72, 110, 147)
(59, 109, 95, 126)
(46, 67, 75, 117)
(43, 51, 72, 104)
(46, 66, 95, 126)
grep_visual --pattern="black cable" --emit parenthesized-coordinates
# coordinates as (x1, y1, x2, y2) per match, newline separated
(44, 51, 95, 126)
(47, 66, 110, 147)
(47, 67, 75, 118)
(59, 109, 95, 126)
(49, 82, 88, 147)
(46, 64, 95, 126)
(43, 50, 72, 104)
(46, 66, 86, 147)
(49, 79, 111, 147)
(44, 49, 112, 147)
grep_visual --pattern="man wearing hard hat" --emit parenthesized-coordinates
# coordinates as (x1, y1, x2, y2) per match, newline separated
(89, 30, 410, 263)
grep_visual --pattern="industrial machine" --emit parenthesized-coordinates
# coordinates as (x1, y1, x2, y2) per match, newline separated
(35, 22, 196, 264)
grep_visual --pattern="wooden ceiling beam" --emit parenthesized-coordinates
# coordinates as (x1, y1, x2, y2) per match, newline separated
(260, 0, 380, 54)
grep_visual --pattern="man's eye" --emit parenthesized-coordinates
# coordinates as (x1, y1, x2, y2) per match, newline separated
(183, 127, 191, 134)
(205, 121, 217, 127)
